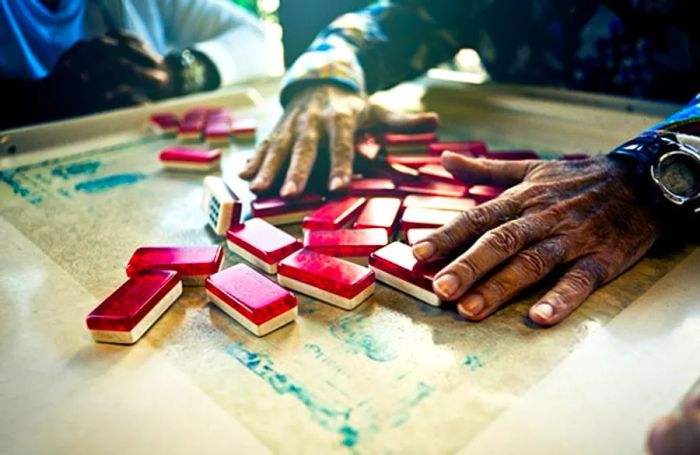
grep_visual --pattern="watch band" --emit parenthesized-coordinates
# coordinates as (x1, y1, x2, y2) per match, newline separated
(165, 49, 208, 96)
(609, 130, 700, 216)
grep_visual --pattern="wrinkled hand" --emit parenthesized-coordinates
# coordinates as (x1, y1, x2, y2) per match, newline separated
(648, 395, 700, 455)
(239, 84, 439, 197)
(46, 30, 171, 116)
(412, 152, 660, 326)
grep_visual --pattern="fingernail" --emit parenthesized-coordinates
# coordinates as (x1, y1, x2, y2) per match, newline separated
(329, 176, 345, 191)
(532, 303, 554, 321)
(250, 178, 267, 191)
(281, 181, 297, 197)
(458, 294, 484, 318)
(412, 241, 435, 260)
(434, 273, 460, 299)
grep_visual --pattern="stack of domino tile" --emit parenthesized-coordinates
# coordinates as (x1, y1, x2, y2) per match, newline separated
(147, 107, 257, 146)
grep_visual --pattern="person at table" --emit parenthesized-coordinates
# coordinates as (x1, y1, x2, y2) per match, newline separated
(241, 0, 700, 326)
(0, 0, 270, 128)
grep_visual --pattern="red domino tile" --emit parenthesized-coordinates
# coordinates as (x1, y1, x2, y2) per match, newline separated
(406, 228, 436, 246)
(386, 155, 442, 168)
(348, 178, 397, 196)
(304, 228, 389, 258)
(149, 113, 179, 135)
(126, 246, 224, 284)
(428, 141, 487, 156)
(397, 181, 469, 198)
(377, 163, 421, 182)
(486, 150, 540, 160)
(251, 193, 325, 225)
(177, 118, 205, 142)
(355, 134, 382, 160)
(383, 132, 437, 147)
(206, 264, 297, 335)
(183, 107, 211, 121)
(369, 242, 446, 307)
(86, 270, 182, 343)
(400, 207, 460, 231)
(417, 164, 458, 183)
(232, 118, 257, 140)
(302, 196, 366, 231)
(403, 195, 476, 212)
(468, 185, 506, 203)
(205, 120, 232, 140)
(560, 153, 590, 161)
(369, 242, 432, 290)
(226, 218, 302, 273)
(158, 147, 221, 164)
(353, 197, 402, 234)
(277, 249, 375, 301)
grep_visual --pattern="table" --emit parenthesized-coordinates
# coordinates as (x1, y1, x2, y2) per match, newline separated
(1, 75, 698, 455)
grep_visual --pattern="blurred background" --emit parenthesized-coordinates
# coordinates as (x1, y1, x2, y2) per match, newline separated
(233, 0, 485, 82)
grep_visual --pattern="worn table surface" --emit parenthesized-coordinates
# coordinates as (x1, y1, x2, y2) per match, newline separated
(1, 77, 698, 455)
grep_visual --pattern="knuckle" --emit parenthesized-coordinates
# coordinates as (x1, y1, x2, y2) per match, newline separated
(484, 226, 522, 253)
(517, 249, 550, 276)
(580, 258, 610, 284)
(454, 255, 478, 282)
(484, 277, 509, 300)
(462, 208, 492, 232)
(564, 269, 594, 294)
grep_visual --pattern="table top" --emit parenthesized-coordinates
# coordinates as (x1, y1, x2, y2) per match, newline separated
(1, 76, 698, 455)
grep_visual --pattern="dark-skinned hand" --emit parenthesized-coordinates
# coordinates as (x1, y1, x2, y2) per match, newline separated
(239, 84, 439, 197)
(648, 394, 700, 455)
(412, 152, 661, 326)
(43, 30, 173, 117)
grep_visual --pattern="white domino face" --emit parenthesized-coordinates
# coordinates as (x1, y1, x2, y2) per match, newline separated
(202, 177, 236, 236)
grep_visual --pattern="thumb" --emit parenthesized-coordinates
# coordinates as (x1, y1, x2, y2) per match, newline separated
(368, 104, 439, 132)
(442, 151, 538, 186)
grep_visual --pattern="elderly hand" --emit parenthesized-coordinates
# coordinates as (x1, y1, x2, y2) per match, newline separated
(239, 84, 439, 197)
(46, 30, 171, 115)
(648, 395, 700, 455)
(412, 152, 661, 326)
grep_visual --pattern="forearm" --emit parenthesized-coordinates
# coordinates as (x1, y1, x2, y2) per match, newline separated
(281, 1, 465, 106)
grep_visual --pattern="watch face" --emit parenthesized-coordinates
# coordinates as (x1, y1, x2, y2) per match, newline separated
(658, 154, 700, 198)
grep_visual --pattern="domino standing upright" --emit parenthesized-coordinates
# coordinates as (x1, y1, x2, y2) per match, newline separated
(201, 176, 243, 235)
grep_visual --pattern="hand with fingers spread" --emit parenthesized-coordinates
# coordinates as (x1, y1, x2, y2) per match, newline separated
(648, 394, 700, 455)
(412, 151, 661, 326)
(239, 84, 439, 197)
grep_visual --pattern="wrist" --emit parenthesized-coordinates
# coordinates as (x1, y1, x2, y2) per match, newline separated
(164, 49, 219, 97)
